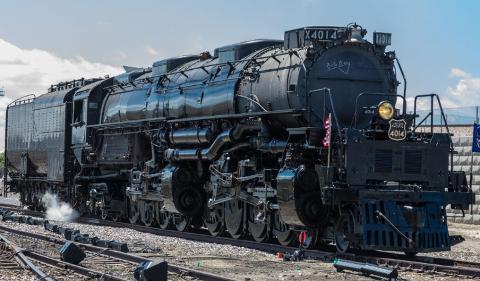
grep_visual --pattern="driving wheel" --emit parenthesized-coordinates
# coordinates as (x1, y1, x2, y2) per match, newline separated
(128, 198, 140, 224)
(334, 210, 355, 253)
(204, 204, 225, 236)
(224, 200, 245, 239)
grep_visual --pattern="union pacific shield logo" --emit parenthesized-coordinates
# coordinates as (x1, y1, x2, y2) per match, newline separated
(388, 119, 406, 141)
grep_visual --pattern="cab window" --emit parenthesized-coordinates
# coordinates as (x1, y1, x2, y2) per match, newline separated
(73, 99, 84, 123)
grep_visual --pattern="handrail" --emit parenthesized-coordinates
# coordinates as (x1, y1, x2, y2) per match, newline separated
(308, 87, 341, 130)
(104, 46, 289, 93)
(395, 57, 407, 100)
(413, 93, 453, 173)
(6, 94, 36, 108)
(412, 112, 431, 131)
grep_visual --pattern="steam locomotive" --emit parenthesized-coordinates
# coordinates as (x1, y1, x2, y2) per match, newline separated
(5, 23, 475, 254)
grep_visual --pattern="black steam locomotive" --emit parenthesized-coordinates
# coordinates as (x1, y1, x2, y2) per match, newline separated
(5, 23, 474, 254)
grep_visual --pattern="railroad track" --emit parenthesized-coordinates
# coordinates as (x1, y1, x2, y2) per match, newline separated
(1, 230, 133, 281)
(2, 202, 480, 279)
(0, 244, 23, 270)
(0, 233, 55, 281)
(0, 219, 235, 281)
(22, 251, 131, 281)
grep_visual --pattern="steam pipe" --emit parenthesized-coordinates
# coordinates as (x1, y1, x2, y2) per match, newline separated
(75, 173, 121, 182)
(257, 139, 288, 154)
(164, 122, 261, 161)
(231, 122, 262, 140)
(200, 130, 232, 160)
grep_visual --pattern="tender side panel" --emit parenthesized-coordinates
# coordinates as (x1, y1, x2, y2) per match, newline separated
(6, 102, 34, 175)
(30, 102, 67, 181)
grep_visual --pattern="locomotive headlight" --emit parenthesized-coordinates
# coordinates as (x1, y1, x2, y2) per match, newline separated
(377, 101, 395, 120)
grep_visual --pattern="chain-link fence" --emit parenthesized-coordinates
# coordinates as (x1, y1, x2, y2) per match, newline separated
(416, 106, 480, 126)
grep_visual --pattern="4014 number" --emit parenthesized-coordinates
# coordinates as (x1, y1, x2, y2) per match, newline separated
(304, 28, 338, 41)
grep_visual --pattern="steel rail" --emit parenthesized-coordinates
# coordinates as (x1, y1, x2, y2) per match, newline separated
(0, 223, 235, 281)
(0, 203, 333, 259)
(3, 203, 480, 278)
(0, 233, 54, 281)
(23, 250, 129, 281)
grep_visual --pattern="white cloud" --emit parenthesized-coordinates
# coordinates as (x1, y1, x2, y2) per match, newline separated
(449, 67, 471, 79)
(405, 68, 480, 112)
(145, 46, 160, 57)
(0, 37, 122, 151)
(444, 68, 480, 107)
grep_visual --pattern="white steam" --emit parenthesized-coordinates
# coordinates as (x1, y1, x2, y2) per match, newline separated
(41, 192, 79, 222)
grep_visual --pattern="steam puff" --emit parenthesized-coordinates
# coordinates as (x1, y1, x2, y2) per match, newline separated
(41, 192, 79, 222)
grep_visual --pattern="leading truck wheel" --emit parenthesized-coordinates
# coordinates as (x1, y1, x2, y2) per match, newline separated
(334, 210, 355, 253)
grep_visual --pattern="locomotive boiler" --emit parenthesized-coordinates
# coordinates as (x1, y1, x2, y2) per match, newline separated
(5, 23, 475, 254)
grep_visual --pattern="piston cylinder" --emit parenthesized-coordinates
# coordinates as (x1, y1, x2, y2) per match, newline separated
(169, 128, 214, 145)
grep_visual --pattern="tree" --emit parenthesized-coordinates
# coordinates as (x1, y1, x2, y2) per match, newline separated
(0, 152, 4, 168)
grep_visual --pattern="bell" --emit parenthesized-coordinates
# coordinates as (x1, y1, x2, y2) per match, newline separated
(347, 27, 364, 43)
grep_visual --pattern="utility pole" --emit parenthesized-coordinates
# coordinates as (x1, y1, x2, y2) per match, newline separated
(476, 106, 479, 124)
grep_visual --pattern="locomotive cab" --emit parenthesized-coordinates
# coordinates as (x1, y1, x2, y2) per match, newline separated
(70, 78, 112, 164)
(72, 90, 88, 145)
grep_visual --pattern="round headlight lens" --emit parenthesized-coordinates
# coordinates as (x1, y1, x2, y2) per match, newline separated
(378, 101, 395, 120)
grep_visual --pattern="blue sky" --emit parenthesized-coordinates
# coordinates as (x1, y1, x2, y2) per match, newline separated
(0, 0, 480, 96)
(0, 0, 478, 150)
(0, 0, 478, 98)
(0, 0, 479, 113)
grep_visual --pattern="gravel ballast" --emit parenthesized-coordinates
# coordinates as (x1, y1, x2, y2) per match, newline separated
(1, 218, 478, 281)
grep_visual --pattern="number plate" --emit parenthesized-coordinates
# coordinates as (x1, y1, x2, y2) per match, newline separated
(304, 28, 338, 42)
(388, 119, 406, 141)
(373, 32, 392, 46)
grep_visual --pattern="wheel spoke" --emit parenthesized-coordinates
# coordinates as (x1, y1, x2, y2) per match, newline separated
(141, 202, 155, 227)
(173, 214, 191, 232)
(128, 199, 140, 224)
(224, 200, 245, 239)
(247, 205, 270, 243)
(334, 210, 355, 253)
(204, 204, 225, 236)
(156, 210, 171, 229)
(273, 213, 297, 246)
